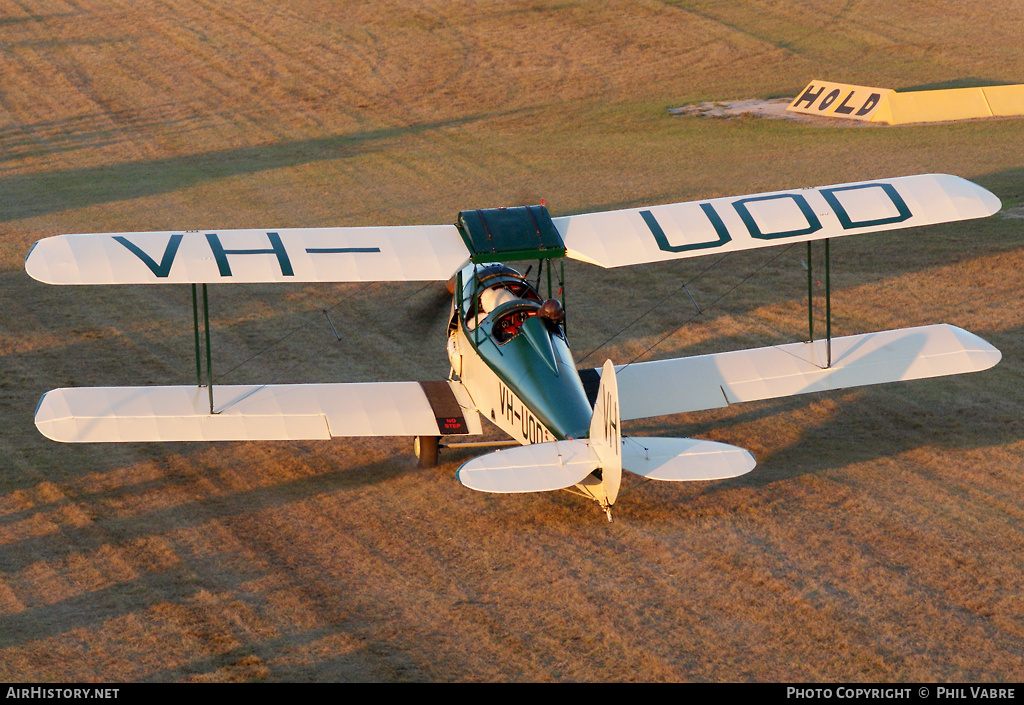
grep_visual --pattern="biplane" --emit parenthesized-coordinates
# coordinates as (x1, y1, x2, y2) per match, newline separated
(26, 174, 1002, 520)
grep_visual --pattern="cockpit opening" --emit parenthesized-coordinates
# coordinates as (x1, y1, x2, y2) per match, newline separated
(459, 264, 543, 331)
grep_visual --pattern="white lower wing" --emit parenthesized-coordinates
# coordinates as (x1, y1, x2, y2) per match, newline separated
(25, 224, 470, 285)
(597, 324, 1000, 420)
(557, 174, 1000, 268)
(36, 381, 482, 442)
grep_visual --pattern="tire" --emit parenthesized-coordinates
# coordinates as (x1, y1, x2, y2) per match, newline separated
(414, 436, 440, 468)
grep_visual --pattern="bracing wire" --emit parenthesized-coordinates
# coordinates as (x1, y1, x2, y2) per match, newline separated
(576, 244, 797, 369)
(216, 279, 444, 383)
(574, 252, 731, 366)
(619, 244, 797, 369)
(215, 281, 376, 382)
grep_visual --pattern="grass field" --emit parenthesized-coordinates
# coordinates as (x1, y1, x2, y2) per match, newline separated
(2, 0, 1024, 682)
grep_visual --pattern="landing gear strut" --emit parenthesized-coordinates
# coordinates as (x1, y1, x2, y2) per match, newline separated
(414, 436, 440, 468)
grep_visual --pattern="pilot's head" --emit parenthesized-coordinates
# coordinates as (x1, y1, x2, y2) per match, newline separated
(537, 298, 564, 323)
(479, 286, 518, 314)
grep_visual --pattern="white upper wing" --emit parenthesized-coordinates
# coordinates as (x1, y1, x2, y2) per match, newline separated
(24, 174, 999, 283)
(556, 174, 1000, 268)
(25, 224, 470, 285)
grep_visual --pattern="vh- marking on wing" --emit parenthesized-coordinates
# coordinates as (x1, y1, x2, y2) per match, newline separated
(25, 224, 471, 285)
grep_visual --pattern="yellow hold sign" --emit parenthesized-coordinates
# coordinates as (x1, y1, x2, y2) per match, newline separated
(787, 81, 891, 121)
(789, 79, 1024, 125)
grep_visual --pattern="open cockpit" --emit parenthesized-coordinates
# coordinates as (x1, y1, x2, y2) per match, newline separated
(453, 263, 564, 345)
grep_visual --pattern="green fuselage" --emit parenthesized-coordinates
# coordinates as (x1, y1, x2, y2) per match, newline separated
(453, 266, 593, 442)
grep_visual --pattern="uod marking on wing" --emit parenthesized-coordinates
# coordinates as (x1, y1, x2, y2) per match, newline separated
(641, 181, 912, 252)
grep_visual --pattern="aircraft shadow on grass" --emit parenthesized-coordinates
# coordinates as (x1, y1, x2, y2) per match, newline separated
(0, 443, 413, 652)
(0, 113, 494, 224)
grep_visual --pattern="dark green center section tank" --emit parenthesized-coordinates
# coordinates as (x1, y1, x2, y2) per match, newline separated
(456, 205, 566, 263)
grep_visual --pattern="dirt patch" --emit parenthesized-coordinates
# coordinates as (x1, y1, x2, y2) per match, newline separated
(669, 98, 881, 127)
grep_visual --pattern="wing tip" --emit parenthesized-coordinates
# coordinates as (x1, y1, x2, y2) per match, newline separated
(932, 173, 1002, 217)
(945, 324, 1002, 371)
(34, 389, 73, 442)
(24, 239, 55, 285)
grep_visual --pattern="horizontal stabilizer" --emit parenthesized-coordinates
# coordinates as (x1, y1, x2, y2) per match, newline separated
(26, 224, 470, 285)
(558, 174, 1000, 269)
(599, 324, 1000, 420)
(36, 381, 482, 442)
(456, 434, 756, 493)
(456, 440, 598, 493)
(622, 437, 755, 481)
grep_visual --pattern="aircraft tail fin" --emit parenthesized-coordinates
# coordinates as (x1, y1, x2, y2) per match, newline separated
(456, 360, 621, 507)
(588, 359, 622, 516)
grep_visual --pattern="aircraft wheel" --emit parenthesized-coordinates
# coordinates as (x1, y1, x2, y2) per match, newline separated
(414, 436, 440, 468)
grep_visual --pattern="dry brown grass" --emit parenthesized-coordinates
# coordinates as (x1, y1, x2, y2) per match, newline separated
(1, 0, 1024, 682)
